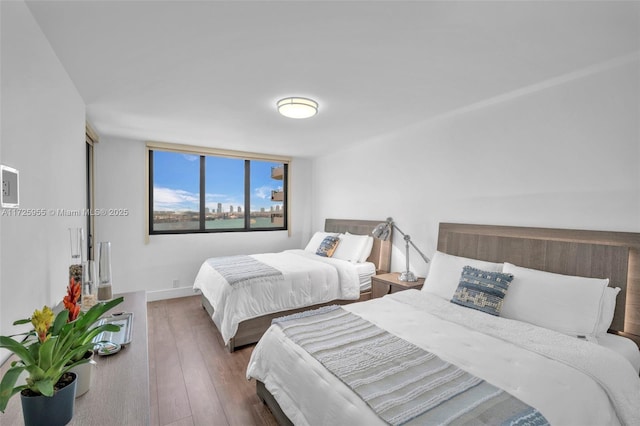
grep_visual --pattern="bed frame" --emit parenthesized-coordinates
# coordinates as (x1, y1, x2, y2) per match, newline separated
(201, 218, 392, 352)
(436, 223, 640, 345)
(256, 222, 640, 425)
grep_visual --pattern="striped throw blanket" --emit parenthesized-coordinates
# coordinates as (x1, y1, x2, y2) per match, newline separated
(273, 306, 549, 426)
(206, 255, 283, 286)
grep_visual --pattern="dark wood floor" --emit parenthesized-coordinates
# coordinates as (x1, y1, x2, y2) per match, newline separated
(148, 296, 278, 426)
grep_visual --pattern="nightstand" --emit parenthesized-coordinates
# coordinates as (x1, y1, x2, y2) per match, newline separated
(371, 272, 425, 299)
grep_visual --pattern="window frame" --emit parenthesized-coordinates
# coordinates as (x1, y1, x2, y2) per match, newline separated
(146, 141, 290, 237)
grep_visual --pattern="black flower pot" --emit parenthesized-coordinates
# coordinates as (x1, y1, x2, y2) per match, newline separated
(20, 372, 77, 426)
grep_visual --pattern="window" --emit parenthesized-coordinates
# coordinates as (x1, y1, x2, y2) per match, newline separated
(147, 143, 289, 235)
(86, 124, 97, 259)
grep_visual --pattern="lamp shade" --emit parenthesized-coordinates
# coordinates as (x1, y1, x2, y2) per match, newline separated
(372, 220, 392, 241)
(277, 97, 318, 119)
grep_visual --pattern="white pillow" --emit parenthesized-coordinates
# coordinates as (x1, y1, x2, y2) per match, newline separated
(501, 263, 609, 339)
(333, 233, 370, 263)
(422, 251, 503, 300)
(596, 287, 621, 336)
(304, 232, 338, 253)
(358, 235, 374, 263)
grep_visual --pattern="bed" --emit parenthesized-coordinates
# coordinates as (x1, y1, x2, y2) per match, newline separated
(194, 218, 392, 352)
(247, 223, 640, 426)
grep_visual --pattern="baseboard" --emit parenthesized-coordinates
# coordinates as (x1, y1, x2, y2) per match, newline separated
(146, 286, 200, 302)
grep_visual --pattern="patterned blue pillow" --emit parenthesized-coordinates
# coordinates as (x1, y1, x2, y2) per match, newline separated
(451, 266, 514, 316)
(316, 235, 340, 257)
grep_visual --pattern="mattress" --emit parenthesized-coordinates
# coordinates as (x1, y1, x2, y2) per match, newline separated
(356, 261, 376, 291)
(247, 290, 640, 426)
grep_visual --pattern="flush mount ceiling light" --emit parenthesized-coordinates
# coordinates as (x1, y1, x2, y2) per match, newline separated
(277, 97, 318, 119)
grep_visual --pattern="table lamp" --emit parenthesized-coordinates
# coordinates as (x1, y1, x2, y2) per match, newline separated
(372, 217, 430, 282)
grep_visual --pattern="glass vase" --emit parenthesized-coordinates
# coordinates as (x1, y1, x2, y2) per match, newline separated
(97, 242, 113, 301)
(81, 260, 97, 310)
(68, 228, 84, 264)
(68, 228, 84, 292)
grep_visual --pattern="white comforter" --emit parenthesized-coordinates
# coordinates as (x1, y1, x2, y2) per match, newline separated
(247, 290, 640, 426)
(193, 249, 360, 344)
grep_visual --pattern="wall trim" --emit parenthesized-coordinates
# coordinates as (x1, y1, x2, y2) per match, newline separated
(146, 286, 200, 302)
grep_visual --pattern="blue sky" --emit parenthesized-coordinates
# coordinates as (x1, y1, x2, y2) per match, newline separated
(153, 151, 283, 212)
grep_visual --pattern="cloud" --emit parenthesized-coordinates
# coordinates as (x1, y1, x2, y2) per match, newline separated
(154, 186, 283, 212)
(204, 192, 228, 201)
(153, 187, 199, 211)
(253, 185, 273, 199)
(182, 154, 199, 162)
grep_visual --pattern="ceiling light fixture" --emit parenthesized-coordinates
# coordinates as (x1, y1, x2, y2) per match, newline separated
(277, 97, 318, 119)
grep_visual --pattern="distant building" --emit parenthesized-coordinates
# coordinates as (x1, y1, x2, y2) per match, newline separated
(275, 205, 280, 211)
(229, 206, 234, 213)
(260, 207, 265, 213)
(205, 207, 210, 214)
(238, 206, 242, 213)
(217, 203, 222, 214)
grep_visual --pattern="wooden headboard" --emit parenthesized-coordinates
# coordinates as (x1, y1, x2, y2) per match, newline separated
(437, 223, 640, 345)
(325, 218, 392, 273)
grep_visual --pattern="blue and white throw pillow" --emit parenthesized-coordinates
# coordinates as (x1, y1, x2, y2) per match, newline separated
(316, 235, 340, 257)
(451, 266, 514, 316)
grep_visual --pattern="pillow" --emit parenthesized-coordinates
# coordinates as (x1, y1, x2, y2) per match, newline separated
(358, 235, 374, 263)
(316, 236, 340, 257)
(501, 262, 609, 338)
(596, 287, 621, 335)
(422, 251, 503, 300)
(304, 232, 338, 252)
(333, 233, 371, 263)
(451, 266, 514, 316)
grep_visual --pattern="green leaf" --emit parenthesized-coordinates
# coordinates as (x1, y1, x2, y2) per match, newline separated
(23, 365, 46, 386)
(0, 336, 35, 365)
(75, 297, 124, 330)
(12, 318, 32, 326)
(56, 342, 95, 370)
(38, 336, 56, 372)
(50, 309, 69, 335)
(27, 341, 40, 363)
(0, 365, 25, 412)
(7, 331, 33, 339)
(80, 323, 120, 346)
(0, 385, 26, 413)
(64, 354, 91, 371)
(34, 379, 54, 397)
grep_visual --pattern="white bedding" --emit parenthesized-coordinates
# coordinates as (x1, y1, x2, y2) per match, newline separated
(193, 249, 361, 344)
(598, 333, 640, 374)
(356, 261, 376, 291)
(247, 290, 640, 426)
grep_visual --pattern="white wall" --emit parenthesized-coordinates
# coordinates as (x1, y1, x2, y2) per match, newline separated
(0, 1, 3, 361)
(0, 1, 86, 363)
(312, 57, 640, 278)
(93, 136, 313, 298)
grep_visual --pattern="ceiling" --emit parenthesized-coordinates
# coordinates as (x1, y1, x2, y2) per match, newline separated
(25, 1, 640, 158)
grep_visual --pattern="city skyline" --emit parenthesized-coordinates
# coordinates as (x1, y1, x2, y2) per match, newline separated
(152, 152, 283, 213)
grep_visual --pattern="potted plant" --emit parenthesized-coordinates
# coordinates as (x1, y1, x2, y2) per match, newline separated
(0, 296, 123, 425)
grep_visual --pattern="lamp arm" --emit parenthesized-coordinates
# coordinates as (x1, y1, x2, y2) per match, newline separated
(390, 222, 407, 238)
(408, 239, 430, 264)
(391, 223, 430, 264)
